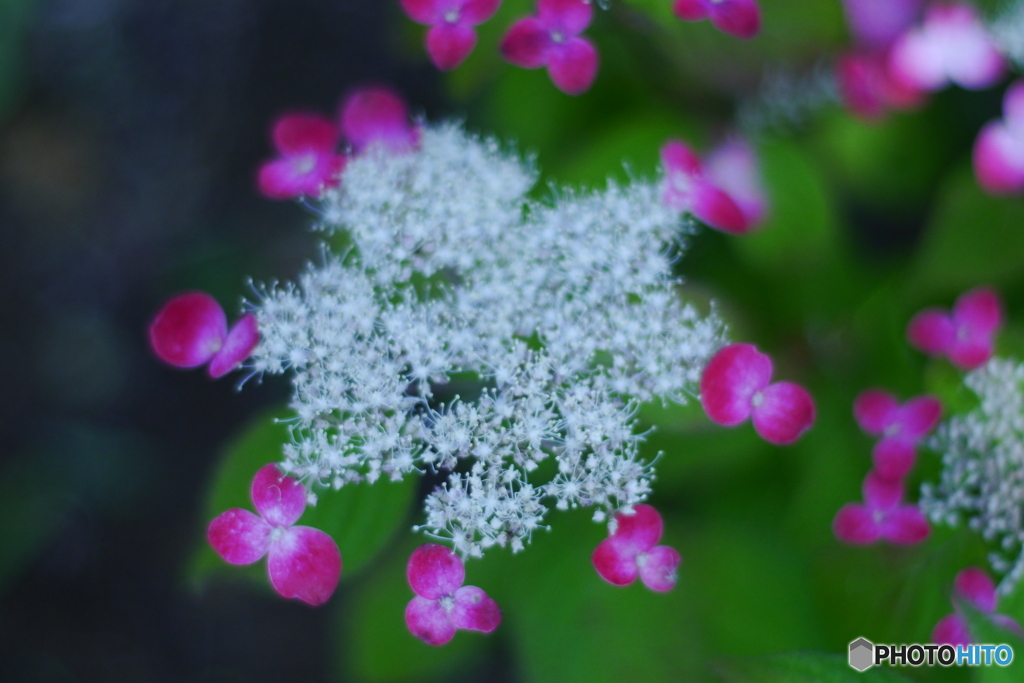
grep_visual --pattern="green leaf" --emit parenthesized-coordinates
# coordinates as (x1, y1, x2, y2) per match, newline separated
(187, 409, 418, 590)
(715, 651, 916, 683)
(959, 601, 1024, 682)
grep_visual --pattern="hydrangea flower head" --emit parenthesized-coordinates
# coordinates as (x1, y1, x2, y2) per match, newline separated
(907, 287, 1002, 370)
(257, 113, 347, 200)
(339, 85, 420, 155)
(854, 390, 942, 480)
(404, 544, 501, 645)
(500, 0, 599, 95)
(672, 0, 761, 40)
(149, 291, 259, 378)
(400, 0, 502, 71)
(699, 343, 815, 445)
(889, 3, 1005, 92)
(207, 464, 342, 605)
(832, 471, 930, 545)
(973, 80, 1024, 195)
(591, 504, 681, 592)
(932, 567, 1023, 645)
(660, 140, 752, 234)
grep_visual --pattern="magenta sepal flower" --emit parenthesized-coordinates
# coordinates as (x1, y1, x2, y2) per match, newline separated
(257, 113, 347, 200)
(401, 0, 502, 71)
(672, 0, 761, 40)
(404, 544, 501, 646)
(499, 0, 599, 96)
(888, 3, 1005, 93)
(841, 0, 923, 50)
(208, 464, 342, 606)
(932, 567, 1023, 645)
(854, 390, 942, 480)
(149, 292, 259, 379)
(973, 80, 1024, 195)
(339, 86, 420, 155)
(832, 471, 929, 545)
(907, 287, 1003, 370)
(836, 49, 925, 120)
(702, 137, 768, 229)
(660, 140, 752, 234)
(592, 504, 681, 592)
(699, 343, 815, 445)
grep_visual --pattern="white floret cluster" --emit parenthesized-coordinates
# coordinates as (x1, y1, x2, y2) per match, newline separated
(921, 358, 1024, 595)
(990, 0, 1024, 69)
(248, 123, 725, 558)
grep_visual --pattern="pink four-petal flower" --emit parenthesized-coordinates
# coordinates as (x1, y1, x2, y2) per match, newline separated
(854, 390, 942, 480)
(499, 0, 599, 96)
(888, 3, 1005, 93)
(257, 113, 347, 200)
(149, 291, 259, 379)
(404, 543, 502, 646)
(672, 0, 761, 40)
(339, 85, 421, 155)
(660, 140, 753, 234)
(700, 343, 815, 445)
(832, 471, 930, 544)
(591, 504, 681, 592)
(932, 567, 1023, 645)
(973, 80, 1024, 195)
(401, 0, 502, 71)
(906, 287, 1003, 370)
(208, 464, 342, 605)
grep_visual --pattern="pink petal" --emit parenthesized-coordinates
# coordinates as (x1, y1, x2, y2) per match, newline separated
(973, 120, 1024, 195)
(863, 470, 903, 511)
(833, 504, 881, 544)
(267, 525, 342, 605)
(257, 153, 345, 199)
(939, 10, 1005, 90)
(251, 463, 307, 528)
(954, 566, 997, 613)
(149, 292, 227, 368)
(272, 113, 338, 155)
(407, 543, 466, 600)
(426, 22, 478, 71)
(953, 287, 1003, 338)
(841, 0, 924, 50)
(871, 438, 917, 480)
(853, 389, 900, 435)
(400, 0, 444, 25)
(208, 313, 260, 378)
(991, 614, 1024, 637)
(906, 309, 955, 355)
(750, 381, 815, 445)
(947, 338, 994, 370)
(460, 0, 503, 25)
(592, 536, 639, 586)
(672, 0, 709, 22)
(700, 343, 773, 426)
(708, 0, 761, 40)
(638, 545, 681, 592)
(932, 613, 971, 645)
(878, 505, 929, 544)
(538, 0, 593, 37)
(452, 585, 502, 632)
(889, 26, 947, 92)
(405, 595, 457, 646)
(661, 139, 703, 176)
(837, 52, 887, 119)
(340, 86, 418, 155)
(896, 395, 942, 439)
(703, 138, 768, 228)
(546, 37, 598, 96)
(691, 181, 751, 234)
(207, 508, 272, 565)
(500, 18, 552, 69)
(612, 504, 664, 553)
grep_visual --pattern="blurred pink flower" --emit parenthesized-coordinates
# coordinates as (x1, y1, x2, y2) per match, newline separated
(833, 471, 930, 544)
(854, 390, 942, 480)
(703, 137, 768, 228)
(660, 140, 751, 234)
(700, 343, 815, 445)
(400, 0, 502, 70)
(836, 49, 925, 119)
(841, 0, 923, 50)
(907, 287, 1003, 370)
(672, 0, 761, 40)
(339, 85, 420, 154)
(404, 544, 501, 645)
(257, 113, 347, 199)
(149, 291, 258, 379)
(932, 567, 1023, 645)
(592, 504, 681, 592)
(973, 80, 1024, 195)
(500, 0, 599, 95)
(208, 464, 342, 605)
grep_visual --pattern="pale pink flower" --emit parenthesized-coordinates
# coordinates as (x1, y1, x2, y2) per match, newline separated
(833, 471, 930, 544)
(404, 544, 501, 646)
(703, 137, 768, 229)
(854, 390, 942, 480)
(699, 343, 815, 445)
(907, 287, 1003, 370)
(973, 80, 1024, 195)
(932, 567, 1023, 645)
(499, 0, 599, 96)
(672, 0, 761, 40)
(400, 0, 502, 71)
(660, 140, 751, 234)
(257, 113, 346, 199)
(592, 504, 681, 592)
(149, 292, 259, 379)
(841, 0, 923, 50)
(208, 464, 342, 605)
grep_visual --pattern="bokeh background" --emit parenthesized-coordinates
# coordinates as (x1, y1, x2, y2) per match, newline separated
(2, 1, 1024, 681)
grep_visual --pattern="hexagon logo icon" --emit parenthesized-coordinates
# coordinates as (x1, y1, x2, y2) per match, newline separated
(849, 637, 874, 671)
